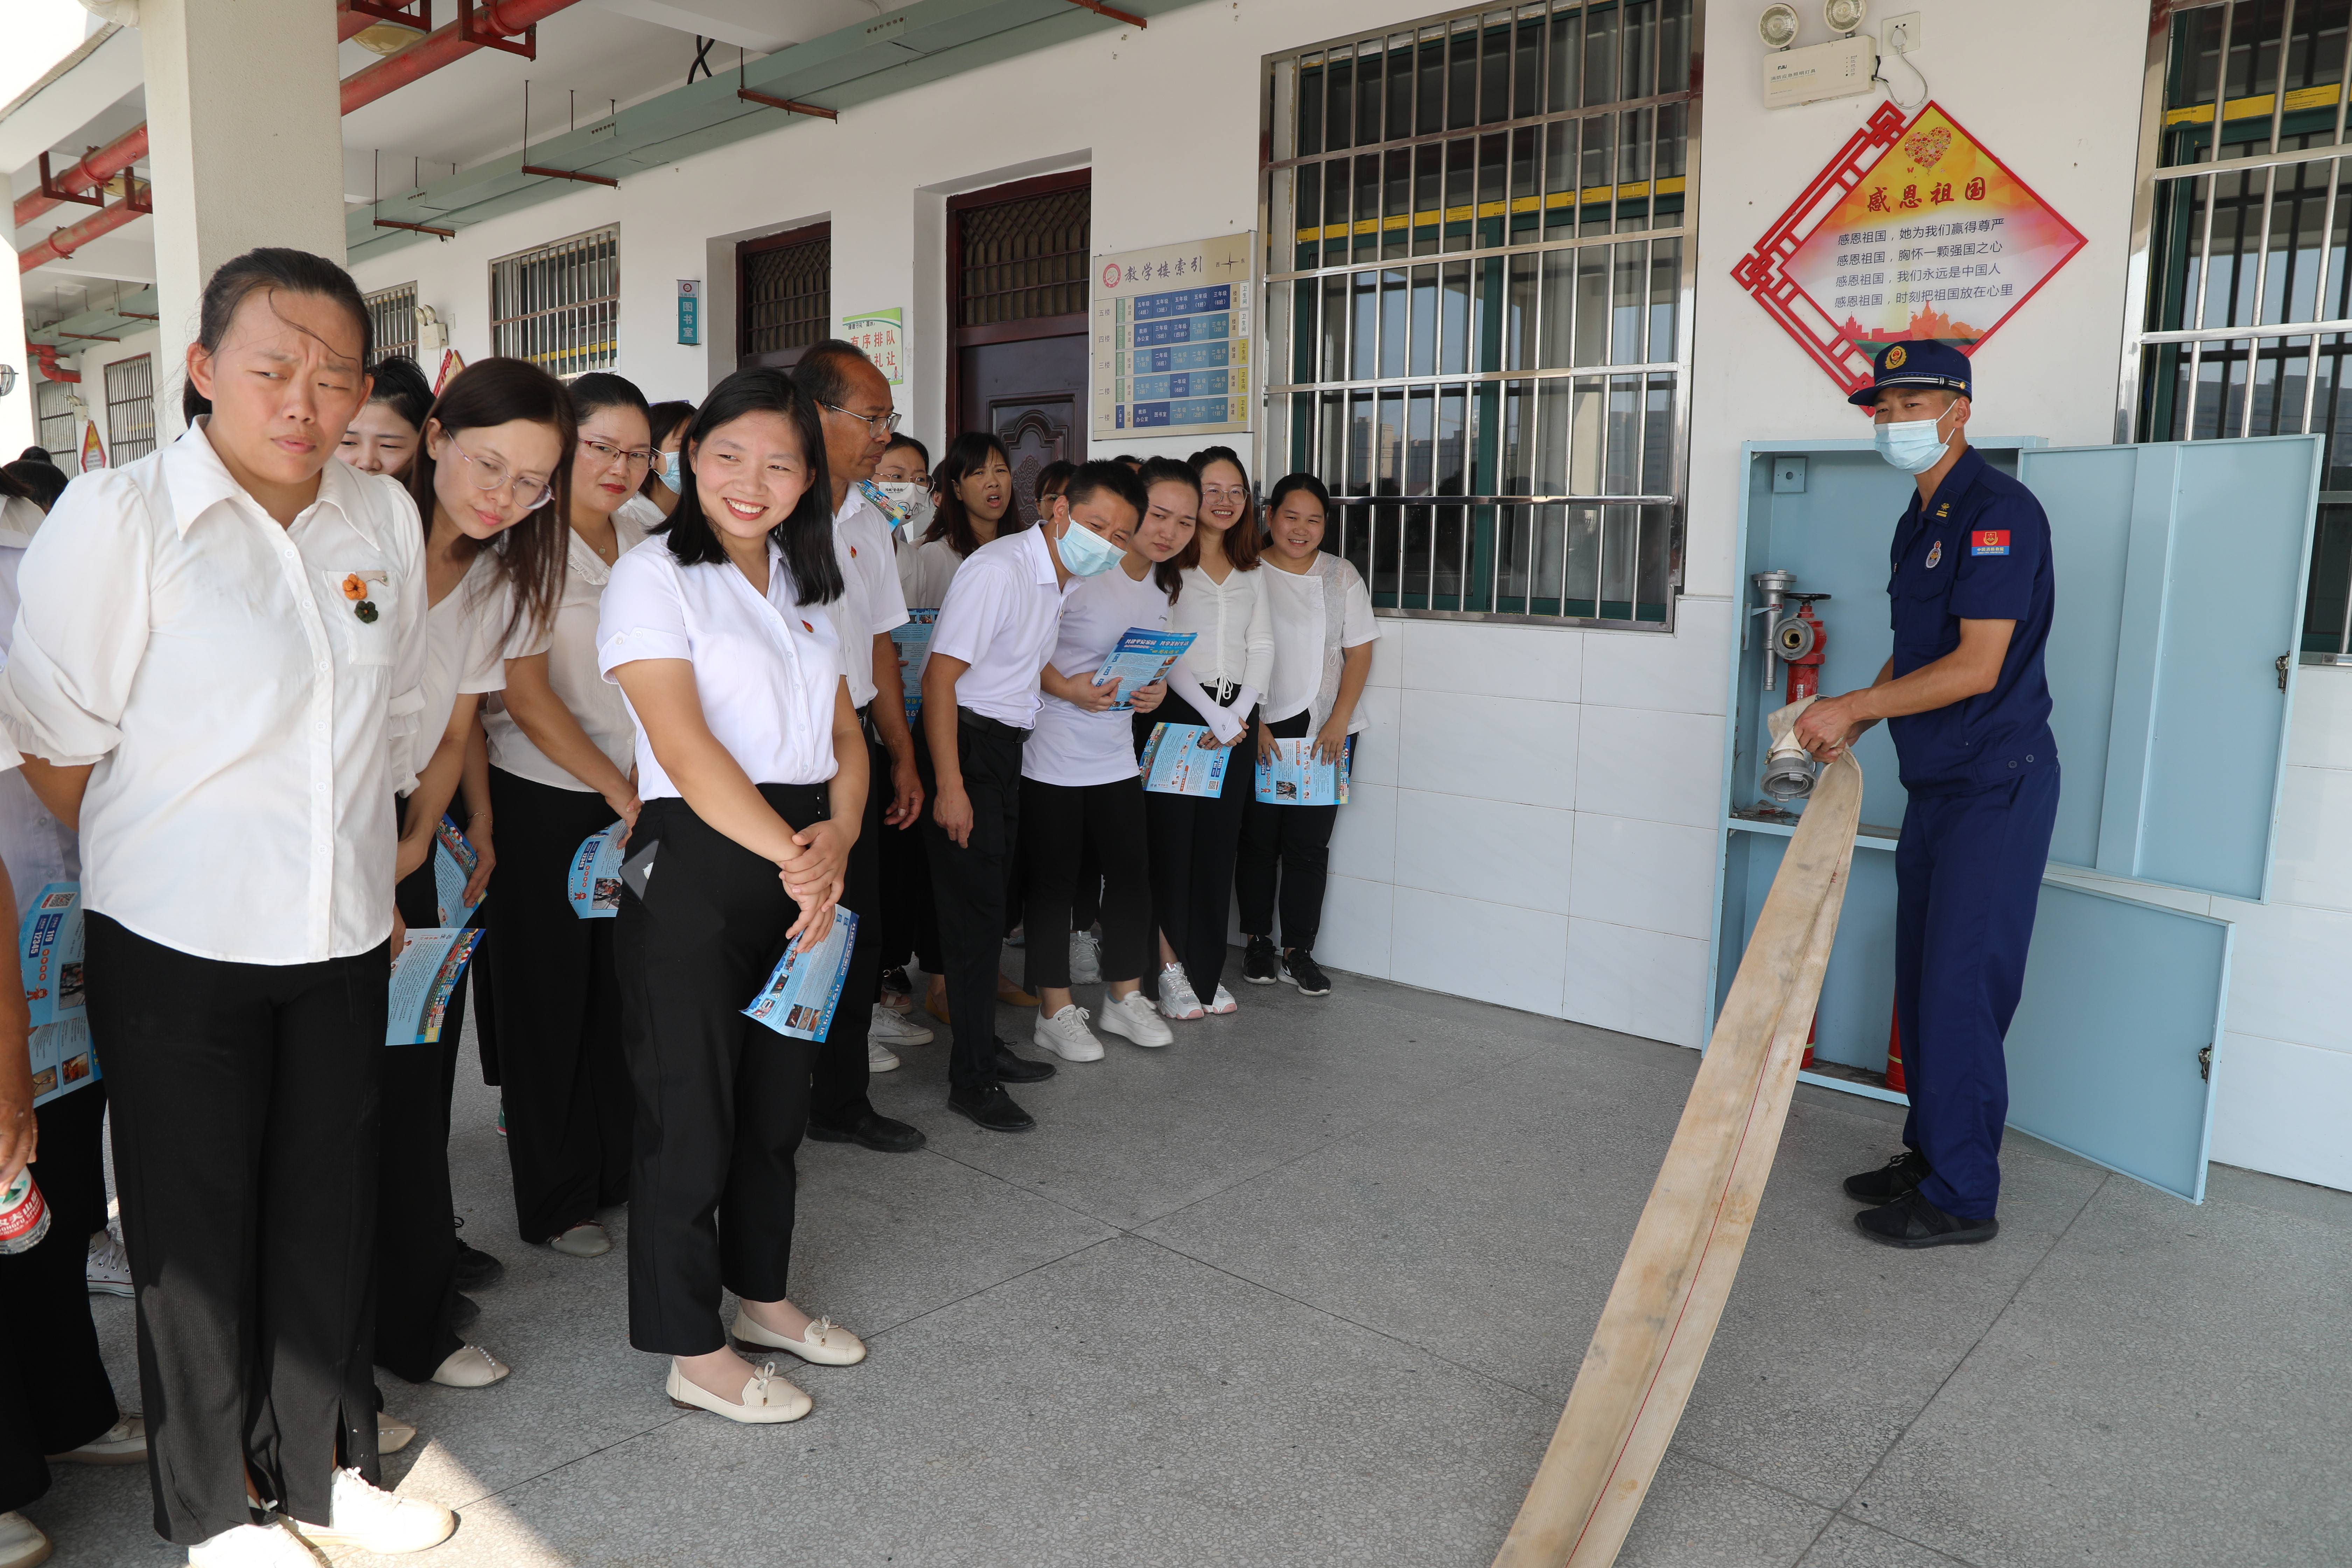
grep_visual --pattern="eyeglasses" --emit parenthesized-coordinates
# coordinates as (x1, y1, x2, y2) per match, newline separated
(1200, 483, 1250, 504)
(578, 436, 654, 472)
(822, 402, 904, 439)
(444, 438, 553, 510)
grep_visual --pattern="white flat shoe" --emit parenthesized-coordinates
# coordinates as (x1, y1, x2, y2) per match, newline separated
(0, 1511, 51, 1568)
(429, 1344, 509, 1388)
(48, 1414, 145, 1464)
(732, 1310, 868, 1366)
(292, 1467, 456, 1554)
(548, 1222, 611, 1257)
(187, 1521, 327, 1566)
(665, 1358, 810, 1423)
(378, 1412, 418, 1454)
(1099, 991, 1173, 1048)
(1032, 1003, 1105, 1062)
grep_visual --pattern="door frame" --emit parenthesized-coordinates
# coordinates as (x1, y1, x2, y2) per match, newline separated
(737, 220, 832, 371)
(943, 168, 1092, 436)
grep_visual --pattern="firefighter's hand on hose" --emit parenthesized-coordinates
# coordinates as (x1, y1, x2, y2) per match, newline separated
(1792, 691, 1869, 760)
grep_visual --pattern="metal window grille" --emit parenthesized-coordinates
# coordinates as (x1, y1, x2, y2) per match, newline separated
(957, 189, 1090, 326)
(741, 227, 831, 358)
(34, 378, 76, 457)
(1259, 0, 1699, 627)
(2124, 0, 2352, 660)
(103, 356, 156, 465)
(489, 226, 619, 378)
(364, 282, 418, 366)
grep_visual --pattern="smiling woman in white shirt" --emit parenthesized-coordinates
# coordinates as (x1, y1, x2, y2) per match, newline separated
(0, 248, 458, 1561)
(596, 368, 872, 1426)
(1142, 447, 1273, 1020)
(480, 372, 660, 1266)
(336, 352, 433, 481)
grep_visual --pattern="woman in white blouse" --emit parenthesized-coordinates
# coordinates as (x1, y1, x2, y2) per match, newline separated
(336, 352, 432, 480)
(1141, 447, 1273, 1020)
(0, 248, 456, 1561)
(480, 372, 660, 1264)
(596, 369, 871, 1425)
(1238, 474, 1378, 998)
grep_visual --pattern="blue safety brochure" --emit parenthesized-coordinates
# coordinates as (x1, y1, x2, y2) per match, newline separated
(27, 1016, 98, 1108)
(1090, 628, 1194, 710)
(18, 881, 83, 1027)
(1254, 736, 1354, 807)
(434, 816, 482, 928)
(742, 908, 859, 1042)
(386, 927, 483, 1046)
(567, 823, 627, 919)
(894, 609, 939, 722)
(1139, 723, 1231, 797)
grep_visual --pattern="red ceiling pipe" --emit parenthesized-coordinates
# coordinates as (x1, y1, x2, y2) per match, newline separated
(18, 194, 145, 272)
(30, 344, 80, 384)
(341, 0, 588, 114)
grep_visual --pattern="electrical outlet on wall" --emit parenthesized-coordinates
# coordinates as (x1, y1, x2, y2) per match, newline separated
(1883, 12, 1921, 52)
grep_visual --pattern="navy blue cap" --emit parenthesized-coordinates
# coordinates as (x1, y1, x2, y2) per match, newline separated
(1847, 339, 1973, 407)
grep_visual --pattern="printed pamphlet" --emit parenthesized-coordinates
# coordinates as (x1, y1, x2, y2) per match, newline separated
(19, 882, 83, 1027)
(567, 824, 627, 919)
(28, 1017, 98, 1107)
(1254, 736, 1354, 807)
(434, 816, 482, 928)
(742, 908, 859, 1042)
(386, 927, 483, 1046)
(1139, 723, 1230, 798)
(1089, 628, 1194, 710)
(894, 609, 939, 722)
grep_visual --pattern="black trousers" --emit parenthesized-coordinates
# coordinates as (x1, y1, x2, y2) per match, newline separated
(810, 734, 884, 1130)
(85, 912, 384, 1543)
(484, 768, 632, 1244)
(1138, 690, 1256, 999)
(1022, 775, 1151, 990)
(877, 744, 939, 976)
(617, 786, 823, 1357)
(29, 1074, 108, 1246)
(919, 713, 1023, 1093)
(0, 1088, 120, 1514)
(1072, 838, 1102, 932)
(1235, 709, 1344, 951)
(378, 802, 470, 1385)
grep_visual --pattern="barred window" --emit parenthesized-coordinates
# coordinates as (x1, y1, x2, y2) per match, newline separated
(2128, 0, 2352, 659)
(35, 377, 76, 457)
(1261, 0, 1696, 627)
(490, 226, 619, 378)
(957, 186, 1090, 326)
(364, 282, 418, 366)
(739, 223, 831, 364)
(104, 356, 156, 465)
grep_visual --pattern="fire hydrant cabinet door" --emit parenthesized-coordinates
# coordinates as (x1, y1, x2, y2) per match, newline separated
(2017, 435, 2319, 902)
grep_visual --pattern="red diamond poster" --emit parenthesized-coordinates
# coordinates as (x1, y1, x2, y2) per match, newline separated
(1732, 102, 2086, 397)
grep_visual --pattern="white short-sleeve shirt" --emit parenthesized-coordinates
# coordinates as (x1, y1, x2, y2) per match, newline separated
(823, 489, 911, 710)
(410, 547, 512, 785)
(0, 420, 428, 963)
(483, 495, 656, 790)
(926, 527, 1062, 729)
(896, 533, 966, 614)
(1262, 559, 1380, 729)
(1024, 565, 1173, 787)
(596, 537, 843, 795)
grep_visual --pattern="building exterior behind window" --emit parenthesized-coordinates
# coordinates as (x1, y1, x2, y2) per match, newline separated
(104, 356, 156, 465)
(491, 226, 619, 377)
(363, 282, 418, 366)
(2127, 0, 2352, 658)
(34, 378, 76, 458)
(1260, 0, 1695, 628)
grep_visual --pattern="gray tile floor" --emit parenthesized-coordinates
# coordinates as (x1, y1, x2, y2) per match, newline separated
(26, 952, 2352, 1567)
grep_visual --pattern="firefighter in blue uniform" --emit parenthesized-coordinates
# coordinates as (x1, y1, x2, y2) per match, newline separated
(1793, 340, 2058, 1249)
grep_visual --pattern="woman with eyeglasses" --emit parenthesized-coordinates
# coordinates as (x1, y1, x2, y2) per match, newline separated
(373, 358, 571, 1398)
(477, 372, 659, 1269)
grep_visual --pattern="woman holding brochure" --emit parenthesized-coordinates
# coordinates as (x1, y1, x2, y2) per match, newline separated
(482, 372, 661, 1259)
(380, 357, 573, 1394)
(1018, 462, 1199, 1059)
(596, 368, 872, 1426)
(1140, 449, 1272, 1021)
(0, 248, 460, 1560)
(1238, 474, 1378, 998)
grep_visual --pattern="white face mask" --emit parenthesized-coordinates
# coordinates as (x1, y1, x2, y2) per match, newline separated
(870, 481, 934, 534)
(1873, 402, 1959, 474)
(1054, 516, 1125, 577)
(657, 449, 685, 491)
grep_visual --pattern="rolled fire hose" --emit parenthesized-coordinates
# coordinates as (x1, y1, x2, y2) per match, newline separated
(1760, 693, 1822, 803)
(1491, 745, 1864, 1568)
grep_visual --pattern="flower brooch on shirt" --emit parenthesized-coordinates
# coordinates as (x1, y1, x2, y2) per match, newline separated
(342, 572, 380, 624)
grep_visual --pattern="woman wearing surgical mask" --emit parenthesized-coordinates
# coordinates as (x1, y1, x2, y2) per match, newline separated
(869, 433, 932, 542)
(643, 399, 696, 518)
(338, 352, 434, 479)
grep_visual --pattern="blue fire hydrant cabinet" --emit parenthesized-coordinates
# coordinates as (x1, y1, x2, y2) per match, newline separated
(1712, 433, 2321, 1203)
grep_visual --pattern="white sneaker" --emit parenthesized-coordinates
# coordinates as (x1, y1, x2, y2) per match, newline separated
(1099, 990, 1174, 1048)
(48, 1414, 145, 1464)
(1207, 985, 1237, 1015)
(869, 1005, 933, 1047)
(86, 1229, 132, 1297)
(867, 1037, 902, 1072)
(188, 1520, 328, 1566)
(292, 1467, 456, 1554)
(1156, 962, 1205, 1021)
(1068, 930, 1103, 984)
(1033, 1004, 1105, 1062)
(0, 1511, 51, 1568)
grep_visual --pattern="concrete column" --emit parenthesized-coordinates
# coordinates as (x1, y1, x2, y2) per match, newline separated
(0, 187, 34, 457)
(140, 0, 347, 438)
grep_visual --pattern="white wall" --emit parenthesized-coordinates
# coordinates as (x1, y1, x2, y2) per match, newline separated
(345, 0, 2352, 1190)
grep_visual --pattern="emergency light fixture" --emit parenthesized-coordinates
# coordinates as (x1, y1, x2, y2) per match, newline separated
(1758, 4, 1800, 48)
(1822, 0, 1868, 34)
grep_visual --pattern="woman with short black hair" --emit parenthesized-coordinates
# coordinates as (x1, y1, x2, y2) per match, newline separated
(338, 354, 434, 479)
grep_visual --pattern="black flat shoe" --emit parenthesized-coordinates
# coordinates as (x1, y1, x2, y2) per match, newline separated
(1843, 1149, 1933, 1204)
(1242, 935, 1279, 985)
(949, 1084, 1035, 1133)
(1855, 1189, 1999, 1248)
(806, 1111, 927, 1154)
(990, 1042, 1058, 1083)
(452, 1220, 505, 1291)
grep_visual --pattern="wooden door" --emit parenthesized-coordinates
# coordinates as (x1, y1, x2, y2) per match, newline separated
(958, 334, 1086, 527)
(947, 170, 1091, 525)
